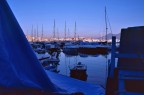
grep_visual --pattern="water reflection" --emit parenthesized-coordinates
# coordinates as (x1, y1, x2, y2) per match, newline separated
(58, 51, 110, 87)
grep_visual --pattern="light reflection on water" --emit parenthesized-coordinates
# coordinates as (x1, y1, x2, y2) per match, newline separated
(57, 52, 111, 87)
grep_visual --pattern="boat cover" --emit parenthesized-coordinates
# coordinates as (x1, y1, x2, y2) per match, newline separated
(0, 0, 60, 92)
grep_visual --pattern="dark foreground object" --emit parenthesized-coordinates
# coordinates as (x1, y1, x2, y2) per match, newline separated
(106, 68, 144, 95)
(106, 26, 144, 95)
(0, 87, 84, 95)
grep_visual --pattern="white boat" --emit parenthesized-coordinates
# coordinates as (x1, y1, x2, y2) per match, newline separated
(31, 43, 46, 54)
(63, 42, 79, 55)
(35, 52, 60, 66)
(35, 52, 60, 72)
(45, 42, 60, 53)
(44, 64, 59, 73)
(35, 52, 51, 60)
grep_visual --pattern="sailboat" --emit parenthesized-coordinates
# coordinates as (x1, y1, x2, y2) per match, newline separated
(63, 22, 79, 56)
(45, 20, 61, 53)
(78, 41, 109, 55)
(78, 7, 110, 55)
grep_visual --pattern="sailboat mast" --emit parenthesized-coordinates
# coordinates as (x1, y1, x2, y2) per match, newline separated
(74, 21, 76, 41)
(37, 25, 38, 42)
(34, 29, 36, 42)
(68, 28, 70, 40)
(65, 21, 67, 41)
(105, 6, 108, 43)
(31, 25, 33, 42)
(57, 28, 59, 41)
(53, 19, 56, 40)
(41, 24, 43, 42)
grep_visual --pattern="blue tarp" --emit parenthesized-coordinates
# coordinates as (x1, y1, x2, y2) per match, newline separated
(0, 0, 60, 92)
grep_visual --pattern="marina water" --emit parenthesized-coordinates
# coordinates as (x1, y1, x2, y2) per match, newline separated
(58, 52, 111, 88)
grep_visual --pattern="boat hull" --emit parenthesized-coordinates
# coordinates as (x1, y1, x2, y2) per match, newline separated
(70, 70, 87, 81)
(63, 48, 78, 56)
(78, 47, 109, 55)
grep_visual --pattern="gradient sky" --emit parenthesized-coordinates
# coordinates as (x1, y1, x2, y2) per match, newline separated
(7, 0, 144, 38)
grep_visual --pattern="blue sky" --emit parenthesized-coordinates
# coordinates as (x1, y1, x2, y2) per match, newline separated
(7, 0, 144, 38)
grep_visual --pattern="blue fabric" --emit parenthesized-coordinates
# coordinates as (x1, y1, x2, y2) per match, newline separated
(0, 0, 59, 92)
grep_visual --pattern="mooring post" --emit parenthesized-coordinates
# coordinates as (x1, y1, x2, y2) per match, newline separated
(109, 36, 116, 78)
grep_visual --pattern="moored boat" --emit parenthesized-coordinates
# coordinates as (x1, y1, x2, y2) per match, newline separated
(70, 62, 87, 81)
(63, 42, 79, 56)
(78, 42, 109, 55)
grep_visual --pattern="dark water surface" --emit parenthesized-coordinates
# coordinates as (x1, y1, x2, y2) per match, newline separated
(57, 52, 111, 87)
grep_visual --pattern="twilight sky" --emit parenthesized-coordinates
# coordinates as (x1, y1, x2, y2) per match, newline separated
(7, 0, 144, 38)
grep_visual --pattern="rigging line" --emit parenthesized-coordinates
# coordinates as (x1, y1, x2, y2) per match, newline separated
(107, 13, 113, 36)
(105, 0, 113, 36)
(105, 5, 113, 36)
(105, 6, 108, 42)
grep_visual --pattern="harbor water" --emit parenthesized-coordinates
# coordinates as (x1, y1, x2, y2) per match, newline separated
(57, 52, 111, 88)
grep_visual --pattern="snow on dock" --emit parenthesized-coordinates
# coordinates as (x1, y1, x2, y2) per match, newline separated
(46, 70, 105, 95)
